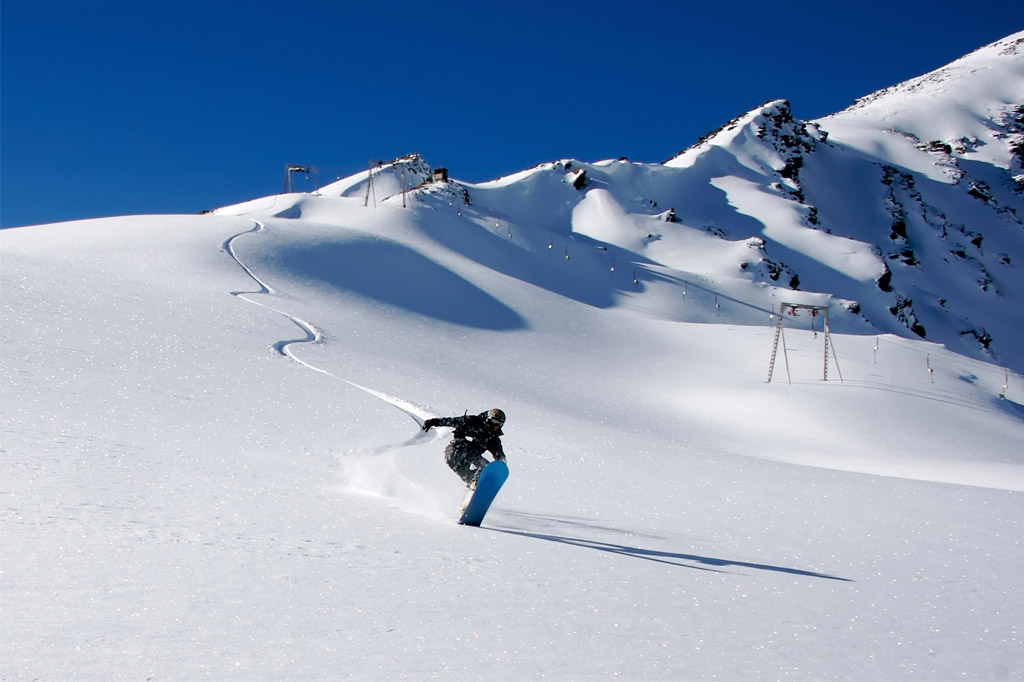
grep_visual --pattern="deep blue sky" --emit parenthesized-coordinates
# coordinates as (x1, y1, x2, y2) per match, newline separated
(2, 1, 1021, 228)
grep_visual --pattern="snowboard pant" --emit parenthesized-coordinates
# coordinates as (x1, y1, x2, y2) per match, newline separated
(445, 439, 488, 488)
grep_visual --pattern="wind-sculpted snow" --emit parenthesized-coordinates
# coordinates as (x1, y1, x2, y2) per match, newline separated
(271, 235, 527, 331)
(711, 174, 886, 282)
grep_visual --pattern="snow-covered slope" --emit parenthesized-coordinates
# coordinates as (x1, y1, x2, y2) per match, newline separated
(3, 32, 1024, 682)
(666, 31, 1024, 368)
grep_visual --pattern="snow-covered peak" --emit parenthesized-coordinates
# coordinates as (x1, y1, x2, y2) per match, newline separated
(211, 32, 1024, 370)
(663, 99, 783, 169)
(820, 31, 1024, 168)
(663, 99, 825, 172)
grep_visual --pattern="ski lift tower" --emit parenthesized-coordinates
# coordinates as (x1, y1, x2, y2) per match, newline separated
(283, 164, 318, 193)
(767, 302, 843, 384)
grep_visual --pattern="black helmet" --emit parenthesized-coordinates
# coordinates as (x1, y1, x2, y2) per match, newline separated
(486, 408, 506, 426)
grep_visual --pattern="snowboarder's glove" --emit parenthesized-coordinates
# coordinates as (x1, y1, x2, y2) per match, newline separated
(422, 418, 440, 432)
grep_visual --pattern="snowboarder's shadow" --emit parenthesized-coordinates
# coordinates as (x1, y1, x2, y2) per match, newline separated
(494, 509, 667, 540)
(489, 513, 853, 581)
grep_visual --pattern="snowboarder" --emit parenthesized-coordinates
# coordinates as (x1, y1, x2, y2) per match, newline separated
(422, 408, 506, 489)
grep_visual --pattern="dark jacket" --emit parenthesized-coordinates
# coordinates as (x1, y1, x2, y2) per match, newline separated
(430, 412, 505, 460)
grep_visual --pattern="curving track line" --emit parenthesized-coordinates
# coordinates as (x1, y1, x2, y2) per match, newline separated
(223, 220, 431, 427)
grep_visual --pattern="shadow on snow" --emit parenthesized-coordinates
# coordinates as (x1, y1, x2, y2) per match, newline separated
(488, 513, 853, 582)
(274, 238, 526, 331)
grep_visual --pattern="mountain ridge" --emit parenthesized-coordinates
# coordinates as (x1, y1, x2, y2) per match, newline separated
(214, 30, 1024, 371)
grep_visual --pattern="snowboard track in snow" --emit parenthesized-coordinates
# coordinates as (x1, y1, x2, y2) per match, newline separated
(223, 220, 432, 426)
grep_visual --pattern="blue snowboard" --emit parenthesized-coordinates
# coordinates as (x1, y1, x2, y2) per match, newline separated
(458, 460, 509, 526)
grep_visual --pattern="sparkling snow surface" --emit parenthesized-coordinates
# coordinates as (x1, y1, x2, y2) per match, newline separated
(4, 31, 1024, 682)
